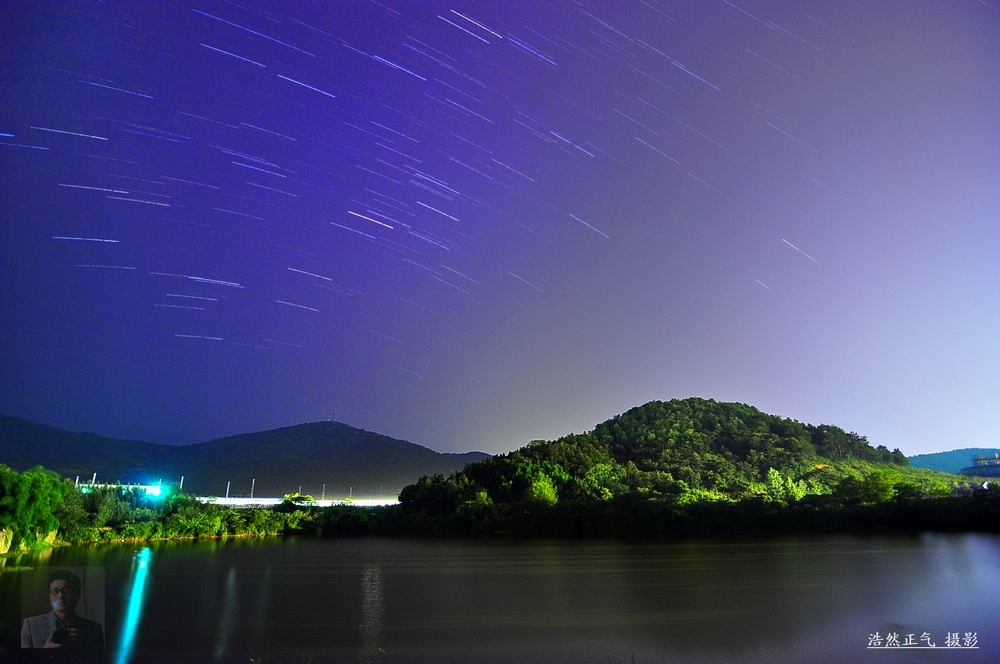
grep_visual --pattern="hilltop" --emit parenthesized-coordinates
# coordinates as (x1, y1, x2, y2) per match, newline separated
(0, 415, 489, 498)
(391, 398, 996, 536)
(402, 397, 908, 510)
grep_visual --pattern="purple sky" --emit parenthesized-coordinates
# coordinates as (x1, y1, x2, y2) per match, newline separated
(1, 1, 998, 456)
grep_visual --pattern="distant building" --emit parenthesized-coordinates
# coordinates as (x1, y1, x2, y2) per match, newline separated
(77, 482, 172, 498)
(74, 476, 182, 498)
(961, 454, 1000, 478)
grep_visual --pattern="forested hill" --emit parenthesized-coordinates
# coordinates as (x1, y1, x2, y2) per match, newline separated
(401, 398, 908, 513)
(909, 449, 1000, 475)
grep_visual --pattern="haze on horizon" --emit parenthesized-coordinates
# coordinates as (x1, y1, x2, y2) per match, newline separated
(1, 1, 997, 457)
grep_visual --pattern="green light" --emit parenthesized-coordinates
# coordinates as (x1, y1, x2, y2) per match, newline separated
(116, 547, 151, 664)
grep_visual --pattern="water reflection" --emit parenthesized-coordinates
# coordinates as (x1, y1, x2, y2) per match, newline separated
(250, 563, 272, 654)
(115, 547, 150, 664)
(214, 566, 238, 661)
(14, 534, 997, 663)
(361, 563, 384, 663)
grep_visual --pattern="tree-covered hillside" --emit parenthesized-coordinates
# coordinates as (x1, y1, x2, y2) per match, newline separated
(909, 448, 1000, 475)
(401, 398, 909, 515)
(391, 399, 1000, 537)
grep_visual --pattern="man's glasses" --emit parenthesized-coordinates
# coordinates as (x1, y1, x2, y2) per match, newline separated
(49, 587, 76, 596)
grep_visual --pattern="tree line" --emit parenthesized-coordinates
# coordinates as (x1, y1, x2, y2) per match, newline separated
(2, 399, 997, 546)
(0, 465, 318, 551)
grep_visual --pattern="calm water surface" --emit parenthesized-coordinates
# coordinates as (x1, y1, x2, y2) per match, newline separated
(4, 533, 999, 663)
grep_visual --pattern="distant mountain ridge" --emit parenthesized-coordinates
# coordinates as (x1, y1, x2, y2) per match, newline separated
(0, 415, 489, 498)
(908, 448, 1000, 475)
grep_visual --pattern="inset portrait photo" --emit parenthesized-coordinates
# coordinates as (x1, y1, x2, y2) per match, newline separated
(20, 567, 105, 651)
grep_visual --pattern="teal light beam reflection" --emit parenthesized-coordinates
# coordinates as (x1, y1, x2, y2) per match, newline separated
(116, 547, 151, 664)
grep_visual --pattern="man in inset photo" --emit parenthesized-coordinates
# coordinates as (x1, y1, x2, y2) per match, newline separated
(21, 570, 104, 649)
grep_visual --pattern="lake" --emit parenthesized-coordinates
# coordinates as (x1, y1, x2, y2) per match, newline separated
(3, 533, 998, 663)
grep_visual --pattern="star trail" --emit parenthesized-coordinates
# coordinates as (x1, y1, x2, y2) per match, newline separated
(1, 0, 998, 455)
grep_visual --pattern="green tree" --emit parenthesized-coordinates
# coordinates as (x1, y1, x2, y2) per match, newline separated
(834, 469, 899, 505)
(456, 490, 495, 530)
(52, 481, 94, 543)
(525, 473, 558, 505)
(862, 469, 898, 503)
(579, 463, 618, 501)
(764, 468, 806, 502)
(0, 465, 69, 549)
(399, 474, 464, 515)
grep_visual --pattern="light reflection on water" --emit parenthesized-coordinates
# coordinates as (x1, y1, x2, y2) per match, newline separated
(250, 563, 272, 655)
(361, 563, 385, 664)
(214, 566, 238, 661)
(114, 546, 150, 664)
(11, 533, 999, 663)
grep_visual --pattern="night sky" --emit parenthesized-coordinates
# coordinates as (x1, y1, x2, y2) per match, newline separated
(1, 1, 997, 455)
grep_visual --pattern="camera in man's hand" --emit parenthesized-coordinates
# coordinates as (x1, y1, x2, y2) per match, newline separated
(51, 628, 71, 645)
